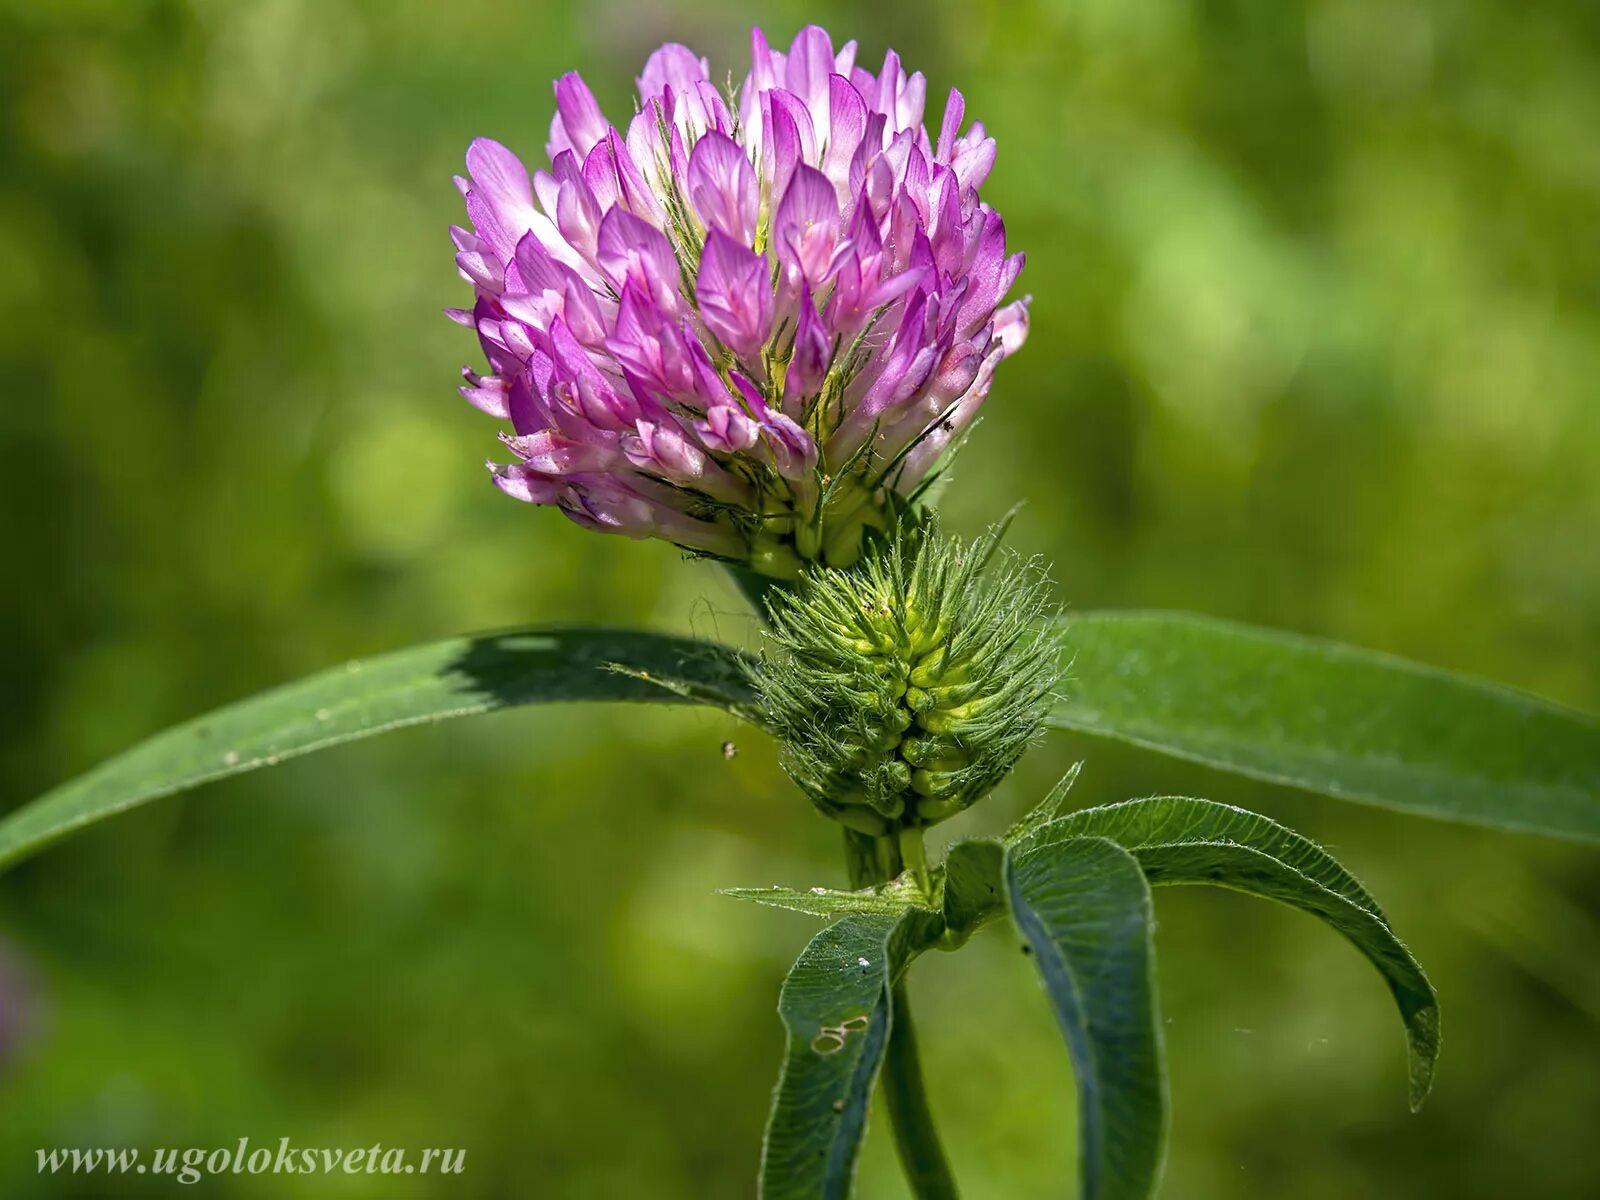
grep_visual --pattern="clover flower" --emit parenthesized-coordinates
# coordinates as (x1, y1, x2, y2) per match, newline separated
(450, 26, 1029, 577)
(752, 522, 1060, 835)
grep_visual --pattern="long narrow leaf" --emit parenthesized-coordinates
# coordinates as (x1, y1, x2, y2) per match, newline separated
(1005, 835, 1167, 1200)
(1053, 611, 1600, 842)
(761, 910, 938, 1200)
(1027, 797, 1439, 1108)
(0, 628, 757, 872)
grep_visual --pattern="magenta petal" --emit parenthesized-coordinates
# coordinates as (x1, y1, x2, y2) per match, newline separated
(466, 138, 533, 213)
(687, 132, 759, 245)
(459, 366, 511, 418)
(492, 463, 567, 504)
(547, 151, 601, 261)
(624, 419, 703, 477)
(760, 409, 820, 482)
(552, 73, 608, 159)
(463, 138, 540, 261)
(596, 207, 678, 301)
(638, 43, 709, 102)
(785, 25, 835, 121)
(606, 283, 696, 400)
(743, 28, 783, 125)
(762, 89, 815, 199)
(952, 129, 997, 191)
(785, 283, 830, 408)
(510, 232, 606, 346)
(936, 87, 965, 162)
(775, 165, 841, 286)
(994, 297, 1030, 355)
(512, 428, 620, 475)
(696, 402, 762, 454)
(696, 230, 774, 360)
(582, 129, 666, 225)
(824, 75, 867, 183)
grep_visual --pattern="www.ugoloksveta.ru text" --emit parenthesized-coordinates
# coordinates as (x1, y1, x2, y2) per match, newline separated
(37, 1139, 465, 1185)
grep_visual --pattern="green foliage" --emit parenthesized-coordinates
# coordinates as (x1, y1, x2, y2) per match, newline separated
(744, 781, 1442, 1197)
(1053, 611, 1600, 843)
(761, 910, 941, 1200)
(936, 838, 1006, 948)
(0, 629, 756, 872)
(1004, 835, 1167, 1200)
(719, 881, 924, 919)
(1024, 796, 1440, 1109)
(754, 522, 1060, 834)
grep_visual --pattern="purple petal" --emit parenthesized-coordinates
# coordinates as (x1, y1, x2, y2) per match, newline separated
(583, 129, 666, 225)
(550, 73, 608, 160)
(607, 283, 696, 401)
(548, 151, 602, 264)
(509, 231, 606, 346)
(512, 428, 622, 475)
(774, 165, 841, 287)
(994, 296, 1030, 355)
(696, 229, 773, 360)
(785, 26, 835, 124)
(784, 283, 830, 409)
(463, 138, 539, 262)
(459, 366, 510, 418)
(824, 75, 867, 187)
(895, 70, 928, 133)
(762, 89, 815, 199)
(936, 88, 965, 162)
(492, 463, 567, 504)
(624, 419, 747, 504)
(596, 207, 678, 304)
(834, 39, 859, 79)
(952, 127, 997, 191)
(953, 210, 1009, 339)
(687, 132, 759, 245)
(637, 43, 709, 103)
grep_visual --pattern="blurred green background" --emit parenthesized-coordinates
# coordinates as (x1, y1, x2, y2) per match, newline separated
(2, 0, 1598, 1195)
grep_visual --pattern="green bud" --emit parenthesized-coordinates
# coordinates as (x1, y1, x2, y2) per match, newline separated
(751, 518, 1062, 836)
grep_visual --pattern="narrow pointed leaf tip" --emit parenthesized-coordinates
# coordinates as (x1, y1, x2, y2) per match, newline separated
(0, 629, 756, 873)
(1053, 610, 1600, 843)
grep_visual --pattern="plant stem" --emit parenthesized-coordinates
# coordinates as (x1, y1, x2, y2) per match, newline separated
(843, 829, 960, 1199)
(883, 979, 960, 1199)
(724, 563, 798, 617)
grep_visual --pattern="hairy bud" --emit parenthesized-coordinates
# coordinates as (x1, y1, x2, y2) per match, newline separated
(753, 522, 1061, 837)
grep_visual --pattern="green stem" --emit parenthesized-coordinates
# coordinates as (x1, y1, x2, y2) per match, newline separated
(723, 562, 799, 618)
(884, 979, 960, 1200)
(843, 830, 960, 1199)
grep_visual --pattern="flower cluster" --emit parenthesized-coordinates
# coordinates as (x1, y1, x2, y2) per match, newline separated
(450, 26, 1028, 577)
(752, 521, 1060, 834)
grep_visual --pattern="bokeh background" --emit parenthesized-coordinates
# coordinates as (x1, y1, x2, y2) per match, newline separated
(2, 0, 1598, 1195)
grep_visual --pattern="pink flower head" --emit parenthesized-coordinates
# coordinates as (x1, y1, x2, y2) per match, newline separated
(449, 26, 1028, 577)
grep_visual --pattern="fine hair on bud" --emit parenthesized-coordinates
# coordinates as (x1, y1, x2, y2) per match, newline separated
(752, 518, 1062, 835)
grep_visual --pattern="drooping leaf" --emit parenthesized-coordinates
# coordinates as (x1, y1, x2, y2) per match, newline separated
(1026, 797, 1439, 1108)
(938, 838, 1005, 946)
(761, 910, 939, 1200)
(0, 628, 757, 873)
(1052, 610, 1600, 843)
(1005, 835, 1167, 1200)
